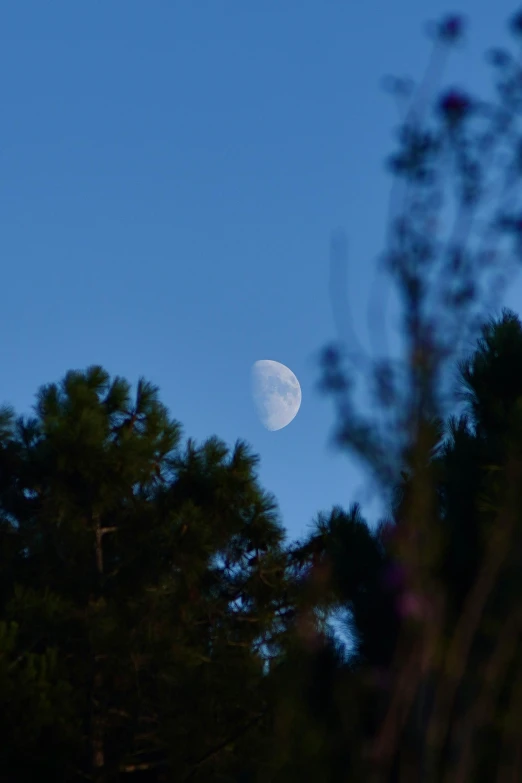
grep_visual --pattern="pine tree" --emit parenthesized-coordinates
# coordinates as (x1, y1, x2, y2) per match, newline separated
(0, 366, 303, 782)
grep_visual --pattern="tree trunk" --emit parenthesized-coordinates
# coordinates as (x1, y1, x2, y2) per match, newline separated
(92, 515, 107, 782)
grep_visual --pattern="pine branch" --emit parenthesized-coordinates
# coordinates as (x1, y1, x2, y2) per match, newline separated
(119, 758, 166, 775)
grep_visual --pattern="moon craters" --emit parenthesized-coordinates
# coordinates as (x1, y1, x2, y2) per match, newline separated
(251, 360, 301, 431)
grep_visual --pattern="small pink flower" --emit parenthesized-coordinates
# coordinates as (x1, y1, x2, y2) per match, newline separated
(397, 592, 425, 620)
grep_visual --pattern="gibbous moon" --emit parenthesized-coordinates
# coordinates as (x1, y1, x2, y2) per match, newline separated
(251, 360, 302, 431)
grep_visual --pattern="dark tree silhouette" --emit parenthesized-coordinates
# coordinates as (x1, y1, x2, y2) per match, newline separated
(0, 366, 304, 782)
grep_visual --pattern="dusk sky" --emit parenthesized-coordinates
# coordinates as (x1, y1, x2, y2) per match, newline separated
(2, 0, 522, 549)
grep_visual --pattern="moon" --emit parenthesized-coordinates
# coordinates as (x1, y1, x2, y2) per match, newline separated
(251, 360, 302, 431)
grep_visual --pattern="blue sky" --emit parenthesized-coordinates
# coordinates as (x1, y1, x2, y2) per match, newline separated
(2, 0, 522, 549)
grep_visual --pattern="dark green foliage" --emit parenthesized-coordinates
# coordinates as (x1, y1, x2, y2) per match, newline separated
(0, 365, 302, 782)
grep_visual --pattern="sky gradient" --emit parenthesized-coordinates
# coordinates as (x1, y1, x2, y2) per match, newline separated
(2, 0, 522, 549)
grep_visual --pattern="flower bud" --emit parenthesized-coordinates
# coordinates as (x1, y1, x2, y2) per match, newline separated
(439, 89, 471, 125)
(438, 15, 464, 42)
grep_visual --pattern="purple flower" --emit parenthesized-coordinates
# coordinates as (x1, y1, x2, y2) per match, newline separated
(438, 15, 464, 42)
(397, 592, 426, 620)
(439, 90, 471, 124)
